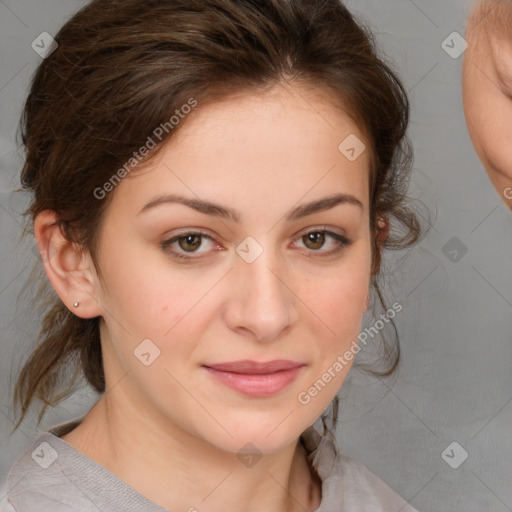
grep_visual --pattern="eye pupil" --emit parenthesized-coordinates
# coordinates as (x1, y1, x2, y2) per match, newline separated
(179, 234, 201, 252)
(303, 232, 325, 250)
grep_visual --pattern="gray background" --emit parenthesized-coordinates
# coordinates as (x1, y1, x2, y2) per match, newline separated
(1, 0, 512, 511)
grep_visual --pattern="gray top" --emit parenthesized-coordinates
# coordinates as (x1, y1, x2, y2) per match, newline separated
(2, 419, 419, 511)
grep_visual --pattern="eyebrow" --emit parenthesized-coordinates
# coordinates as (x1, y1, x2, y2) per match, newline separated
(137, 192, 363, 222)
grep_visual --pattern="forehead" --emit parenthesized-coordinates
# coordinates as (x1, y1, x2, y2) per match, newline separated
(173, 81, 365, 146)
(113, 82, 371, 218)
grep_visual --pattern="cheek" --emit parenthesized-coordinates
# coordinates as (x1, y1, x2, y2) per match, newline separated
(315, 278, 366, 322)
(463, 67, 512, 179)
(468, 99, 512, 179)
(99, 233, 211, 336)
(481, 103, 512, 179)
(293, 269, 368, 420)
(298, 247, 370, 341)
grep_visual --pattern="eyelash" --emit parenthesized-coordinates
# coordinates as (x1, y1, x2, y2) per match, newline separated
(161, 228, 353, 262)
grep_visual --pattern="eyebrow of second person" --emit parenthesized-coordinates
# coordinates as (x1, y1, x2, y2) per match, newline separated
(137, 193, 364, 223)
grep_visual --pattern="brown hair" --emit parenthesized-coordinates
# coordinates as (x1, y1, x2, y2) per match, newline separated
(12, 0, 423, 437)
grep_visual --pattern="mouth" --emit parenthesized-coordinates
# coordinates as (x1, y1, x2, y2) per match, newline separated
(202, 360, 305, 397)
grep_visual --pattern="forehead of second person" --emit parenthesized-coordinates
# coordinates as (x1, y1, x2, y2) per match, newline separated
(110, 84, 371, 227)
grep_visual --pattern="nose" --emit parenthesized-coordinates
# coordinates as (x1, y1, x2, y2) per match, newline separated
(223, 247, 298, 343)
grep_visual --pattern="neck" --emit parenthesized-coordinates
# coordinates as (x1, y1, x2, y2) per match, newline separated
(61, 389, 322, 512)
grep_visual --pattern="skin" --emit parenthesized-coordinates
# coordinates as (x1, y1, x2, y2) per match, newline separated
(462, 1, 512, 209)
(34, 81, 375, 512)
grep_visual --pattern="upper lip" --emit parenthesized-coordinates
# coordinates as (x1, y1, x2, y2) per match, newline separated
(203, 360, 305, 374)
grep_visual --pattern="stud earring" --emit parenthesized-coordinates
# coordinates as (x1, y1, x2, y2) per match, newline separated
(73, 301, 80, 307)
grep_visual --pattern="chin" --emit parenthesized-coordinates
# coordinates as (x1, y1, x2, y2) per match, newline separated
(198, 416, 306, 455)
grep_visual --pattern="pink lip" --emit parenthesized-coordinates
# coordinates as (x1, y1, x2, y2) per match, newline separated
(203, 360, 305, 397)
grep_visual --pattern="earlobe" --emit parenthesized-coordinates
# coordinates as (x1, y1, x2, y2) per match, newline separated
(371, 215, 389, 276)
(34, 210, 103, 319)
(376, 216, 390, 246)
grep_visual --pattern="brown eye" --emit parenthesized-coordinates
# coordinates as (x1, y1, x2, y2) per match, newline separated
(302, 232, 326, 250)
(178, 234, 202, 252)
(161, 231, 218, 261)
(293, 229, 353, 257)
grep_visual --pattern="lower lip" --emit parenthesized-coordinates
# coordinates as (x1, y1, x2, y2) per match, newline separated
(203, 366, 304, 397)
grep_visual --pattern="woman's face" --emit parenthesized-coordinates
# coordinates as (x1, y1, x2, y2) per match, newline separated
(91, 82, 372, 453)
(463, 10, 512, 208)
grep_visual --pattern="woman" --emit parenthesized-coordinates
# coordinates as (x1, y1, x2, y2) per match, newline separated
(3, 0, 422, 510)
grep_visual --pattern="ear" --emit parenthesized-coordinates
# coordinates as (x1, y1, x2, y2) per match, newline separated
(371, 215, 390, 275)
(34, 209, 103, 319)
(376, 215, 390, 248)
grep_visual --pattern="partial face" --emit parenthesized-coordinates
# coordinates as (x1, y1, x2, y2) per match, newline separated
(463, 3, 512, 208)
(92, 82, 372, 454)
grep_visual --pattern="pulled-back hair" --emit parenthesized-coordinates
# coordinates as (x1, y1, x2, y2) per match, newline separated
(12, 0, 422, 436)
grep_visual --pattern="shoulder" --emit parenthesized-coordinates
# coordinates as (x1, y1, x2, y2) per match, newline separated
(335, 452, 420, 512)
(301, 427, 420, 511)
(0, 478, 15, 512)
(5, 433, 99, 512)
